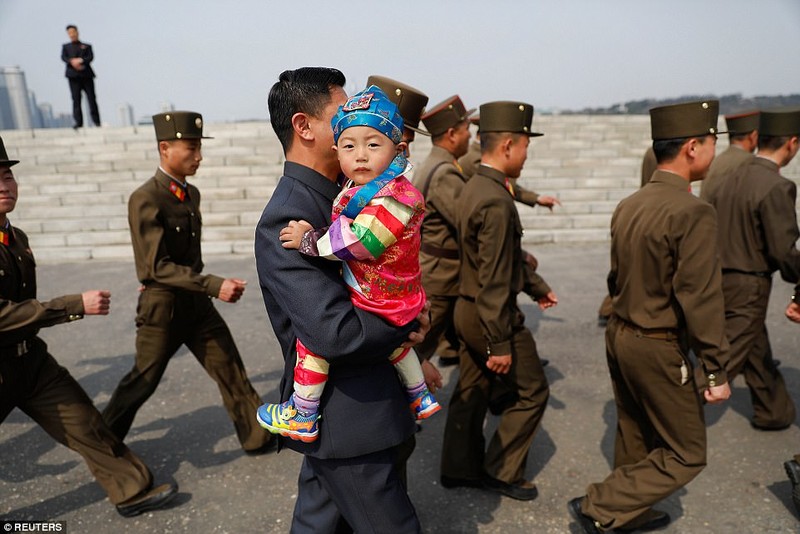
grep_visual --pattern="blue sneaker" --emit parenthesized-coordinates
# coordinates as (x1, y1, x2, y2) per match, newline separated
(409, 389, 441, 420)
(256, 397, 319, 443)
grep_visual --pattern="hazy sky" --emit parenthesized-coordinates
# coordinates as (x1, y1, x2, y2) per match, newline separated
(1, 0, 798, 125)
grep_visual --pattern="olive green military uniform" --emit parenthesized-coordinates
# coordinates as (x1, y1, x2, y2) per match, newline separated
(599, 146, 658, 320)
(699, 145, 754, 202)
(0, 225, 154, 505)
(583, 170, 730, 528)
(579, 101, 730, 530)
(412, 145, 468, 361)
(102, 114, 271, 453)
(440, 163, 550, 485)
(706, 155, 798, 428)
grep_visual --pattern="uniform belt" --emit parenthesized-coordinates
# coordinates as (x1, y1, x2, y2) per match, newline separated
(721, 268, 771, 279)
(0, 338, 33, 358)
(613, 316, 679, 341)
(420, 242, 459, 260)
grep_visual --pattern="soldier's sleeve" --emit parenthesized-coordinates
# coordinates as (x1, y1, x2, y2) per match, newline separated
(514, 184, 540, 208)
(521, 262, 551, 299)
(429, 165, 466, 230)
(672, 203, 729, 386)
(760, 180, 800, 285)
(475, 199, 515, 355)
(128, 189, 223, 297)
(0, 295, 85, 335)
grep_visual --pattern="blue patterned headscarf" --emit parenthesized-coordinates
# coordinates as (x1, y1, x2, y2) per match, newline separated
(332, 85, 404, 145)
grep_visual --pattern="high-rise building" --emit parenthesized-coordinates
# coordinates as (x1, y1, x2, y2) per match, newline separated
(0, 66, 34, 130)
(118, 103, 135, 127)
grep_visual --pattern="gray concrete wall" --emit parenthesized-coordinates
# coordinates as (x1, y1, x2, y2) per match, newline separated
(2, 116, 798, 262)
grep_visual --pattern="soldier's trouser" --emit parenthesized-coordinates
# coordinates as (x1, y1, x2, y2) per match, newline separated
(582, 317, 707, 530)
(413, 295, 459, 361)
(0, 338, 152, 504)
(102, 289, 270, 452)
(722, 272, 795, 428)
(441, 298, 549, 484)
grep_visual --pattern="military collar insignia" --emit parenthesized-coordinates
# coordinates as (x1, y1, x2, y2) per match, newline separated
(0, 221, 11, 246)
(169, 180, 187, 202)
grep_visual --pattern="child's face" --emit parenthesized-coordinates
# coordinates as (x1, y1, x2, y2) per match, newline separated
(334, 126, 402, 185)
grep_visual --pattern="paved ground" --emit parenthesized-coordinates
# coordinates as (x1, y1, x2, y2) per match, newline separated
(1, 243, 799, 533)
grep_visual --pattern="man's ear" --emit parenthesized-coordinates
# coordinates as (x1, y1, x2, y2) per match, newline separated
(502, 136, 514, 158)
(684, 137, 699, 159)
(292, 112, 314, 141)
(158, 140, 170, 158)
(396, 141, 408, 156)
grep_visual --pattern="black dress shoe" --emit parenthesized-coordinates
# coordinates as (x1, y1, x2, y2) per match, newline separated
(784, 459, 800, 517)
(750, 420, 792, 431)
(116, 482, 178, 517)
(440, 475, 485, 489)
(616, 509, 671, 532)
(568, 497, 602, 533)
(243, 436, 278, 456)
(483, 477, 538, 501)
(438, 356, 459, 367)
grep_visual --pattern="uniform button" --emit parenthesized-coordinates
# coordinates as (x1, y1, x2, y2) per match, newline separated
(190, 212, 195, 217)
(22, 282, 26, 288)
(176, 227, 181, 232)
(191, 232, 196, 237)
(708, 373, 716, 379)
(17, 256, 22, 261)
(68, 314, 83, 321)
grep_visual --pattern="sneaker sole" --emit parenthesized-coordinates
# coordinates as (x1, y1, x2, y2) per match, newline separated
(416, 402, 442, 420)
(256, 411, 319, 443)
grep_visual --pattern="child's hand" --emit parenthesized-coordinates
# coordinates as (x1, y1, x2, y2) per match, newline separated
(280, 220, 313, 249)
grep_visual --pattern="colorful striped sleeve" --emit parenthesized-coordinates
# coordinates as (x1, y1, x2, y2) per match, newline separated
(315, 195, 415, 261)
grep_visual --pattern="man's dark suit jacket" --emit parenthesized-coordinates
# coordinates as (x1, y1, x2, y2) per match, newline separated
(255, 161, 416, 459)
(61, 41, 95, 78)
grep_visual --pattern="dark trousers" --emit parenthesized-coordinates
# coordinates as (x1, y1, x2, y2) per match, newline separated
(413, 295, 459, 361)
(101, 289, 271, 452)
(721, 272, 796, 428)
(441, 298, 549, 484)
(68, 77, 100, 127)
(0, 338, 152, 504)
(291, 447, 421, 534)
(583, 317, 707, 529)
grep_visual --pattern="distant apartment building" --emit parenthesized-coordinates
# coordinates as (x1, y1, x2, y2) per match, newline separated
(0, 66, 33, 130)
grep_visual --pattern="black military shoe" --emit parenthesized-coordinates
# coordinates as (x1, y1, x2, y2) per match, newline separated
(784, 459, 800, 518)
(483, 477, 538, 501)
(616, 508, 671, 532)
(440, 475, 485, 489)
(568, 497, 603, 533)
(116, 482, 178, 517)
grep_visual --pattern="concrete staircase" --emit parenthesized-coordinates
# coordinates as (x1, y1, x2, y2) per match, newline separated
(2, 116, 798, 262)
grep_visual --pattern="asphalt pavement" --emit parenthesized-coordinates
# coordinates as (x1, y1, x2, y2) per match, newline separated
(1, 243, 798, 533)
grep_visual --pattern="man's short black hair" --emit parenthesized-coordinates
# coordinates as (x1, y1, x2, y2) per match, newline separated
(480, 131, 525, 154)
(758, 134, 792, 152)
(652, 135, 712, 164)
(66, 24, 77, 31)
(267, 67, 346, 153)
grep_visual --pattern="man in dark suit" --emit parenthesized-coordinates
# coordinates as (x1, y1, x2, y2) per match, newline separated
(61, 24, 100, 129)
(256, 67, 428, 533)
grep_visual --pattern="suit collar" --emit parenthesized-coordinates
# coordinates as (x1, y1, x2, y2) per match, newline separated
(283, 161, 342, 201)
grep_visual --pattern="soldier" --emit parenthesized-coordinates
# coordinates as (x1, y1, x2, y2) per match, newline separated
(366, 75, 429, 156)
(101, 112, 274, 455)
(569, 101, 731, 533)
(411, 95, 473, 371)
(700, 110, 759, 202)
(706, 109, 800, 431)
(0, 136, 177, 517)
(440, 101, 556, 501)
